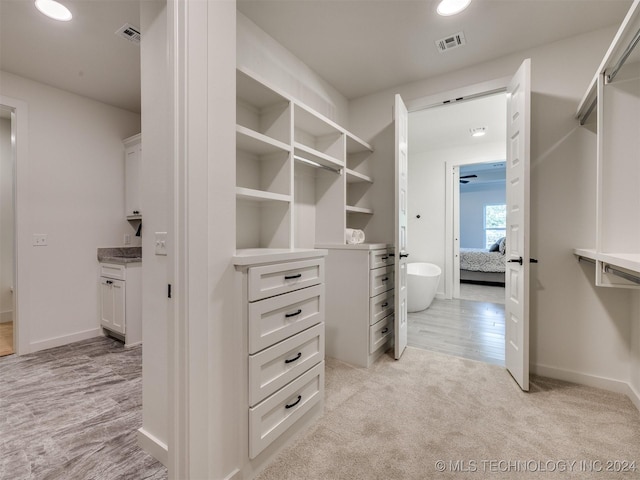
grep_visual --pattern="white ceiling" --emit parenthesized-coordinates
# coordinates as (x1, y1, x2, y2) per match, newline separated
(0, 0, 631, 115)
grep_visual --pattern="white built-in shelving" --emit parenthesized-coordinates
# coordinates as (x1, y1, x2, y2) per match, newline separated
(574, 0, 640, 289)
(236, 67, 375, 252)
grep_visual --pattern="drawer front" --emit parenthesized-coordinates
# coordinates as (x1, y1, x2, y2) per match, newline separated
(249, 324, 324, 407)
(249, 362, 324, 459)
(100, 263, 126, 281)
(248, 258, 324, 302)
(369, 289, 394, 326)
(369, 266, 394, 297)
(249, 284, 324, 354)
(370, 314, 393, 354)
(369, 249, 393, 269)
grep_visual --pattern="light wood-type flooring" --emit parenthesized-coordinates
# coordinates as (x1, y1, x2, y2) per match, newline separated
(0, 321, 14, 357)
(0, 336, 167, 480)
(408, 296, 505, 366)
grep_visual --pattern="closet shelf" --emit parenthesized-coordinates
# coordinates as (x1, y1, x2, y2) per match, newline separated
(236, 187, 291, 204)
(346, 133, 373, 154)
(346, 169, 373, 184)
(346, 205, 374, 215)
(294, 143, 344, 170)
(573, 248, 640, 275)
(236, 125, 291, 155)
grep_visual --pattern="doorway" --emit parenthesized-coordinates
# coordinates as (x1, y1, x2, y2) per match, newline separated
(0, 105, 15, 357)
(406, 91, 508, 366)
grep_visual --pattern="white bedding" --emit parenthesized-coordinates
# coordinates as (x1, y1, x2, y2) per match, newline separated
(460, 248, 506, 273)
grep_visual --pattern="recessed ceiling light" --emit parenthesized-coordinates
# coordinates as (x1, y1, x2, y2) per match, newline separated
(437, 0, 471, 16)
(470, 127, 487, 137)
(35, 0, 72, 21)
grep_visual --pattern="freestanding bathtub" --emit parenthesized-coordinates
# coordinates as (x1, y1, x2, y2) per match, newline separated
(407, 262, 442, 312)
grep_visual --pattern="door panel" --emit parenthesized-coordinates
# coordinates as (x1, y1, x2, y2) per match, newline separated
(505, 59, 531, 391)
(394, 94, 409, 360)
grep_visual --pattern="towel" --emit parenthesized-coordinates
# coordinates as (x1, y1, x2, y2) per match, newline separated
(346, 228, 365, 244)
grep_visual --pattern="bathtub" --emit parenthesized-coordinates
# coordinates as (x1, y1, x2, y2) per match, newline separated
(407, 263, 442, 313)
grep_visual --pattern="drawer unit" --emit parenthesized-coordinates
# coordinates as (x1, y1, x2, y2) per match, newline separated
(370, 314, 394, 354)
(235, 250, 326, 463)
(248, 258, 324, 301)
(249, 324, 324, 406)
(369, 289, 394, 326)
(323, 245, 394, 368)
(249, 362, 324, 459)
(248, 284, 323, 354)
(369, 265, 394, 297)
(100, 263, 126, 281)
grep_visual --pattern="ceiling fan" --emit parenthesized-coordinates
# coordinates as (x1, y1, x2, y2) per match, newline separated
(460, 174, 477, 184)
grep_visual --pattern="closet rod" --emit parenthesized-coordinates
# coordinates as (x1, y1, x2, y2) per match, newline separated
(603, 264, 640, 285)
(579, 97, 597, 126)
(577, 255, 596, 265)
(293, 155, 342, 175)
(606, 26, 640, 83)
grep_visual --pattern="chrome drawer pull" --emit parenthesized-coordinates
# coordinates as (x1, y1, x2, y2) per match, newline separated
(284, 273, 302, 280)
(285, 395, 302, 409)
(381, 327, 389, 334)
(285, 309, 302, 318)
(381, 302, 388, 308)
(284, 352, 302, 364)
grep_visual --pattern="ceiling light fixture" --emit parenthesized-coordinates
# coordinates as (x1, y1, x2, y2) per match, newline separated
(35, 0, 72, 21)
(470, 127, 487, 137)
(437, 0, 471, 16)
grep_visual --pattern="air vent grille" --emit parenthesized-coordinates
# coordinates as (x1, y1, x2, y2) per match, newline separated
(436, 31, 466, 53)
(115, 23, 141, 45)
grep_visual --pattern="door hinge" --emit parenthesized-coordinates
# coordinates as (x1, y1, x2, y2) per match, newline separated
(168, 284, 172, 299)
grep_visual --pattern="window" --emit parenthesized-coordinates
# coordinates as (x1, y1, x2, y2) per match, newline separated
(485, 204, 506, 248)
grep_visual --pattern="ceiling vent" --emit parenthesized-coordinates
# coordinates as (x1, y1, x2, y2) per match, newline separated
(115, 23, 141, 45)
(436, 31, 466, 53)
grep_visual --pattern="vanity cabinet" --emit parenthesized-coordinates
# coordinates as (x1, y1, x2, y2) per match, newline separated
(124, 134, 142, 219)
(321, 244, 394, 367)
(99, 262, 142, 346)
(234, 249, 326, 461)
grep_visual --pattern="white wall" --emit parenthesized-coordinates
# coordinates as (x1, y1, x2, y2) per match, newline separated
(350, 27, 636, 392)
(0, 117, 13, 322)
(0, 71, 140, 352)
(460, 184, 506, 249)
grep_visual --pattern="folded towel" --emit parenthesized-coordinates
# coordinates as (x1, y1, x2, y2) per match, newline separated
(346, 228, 365, 245)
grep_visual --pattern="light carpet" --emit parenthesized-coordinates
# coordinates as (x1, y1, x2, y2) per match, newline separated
(257, 347, 640, 479)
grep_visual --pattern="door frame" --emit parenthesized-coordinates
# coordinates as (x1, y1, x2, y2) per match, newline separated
(0, 96, 29, 356)
(405, 77, 510, 301)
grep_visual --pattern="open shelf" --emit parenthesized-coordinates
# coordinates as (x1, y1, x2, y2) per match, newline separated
(236, 126, 291, 156)
(346, 205, 374, 215)
(346, 169, 373, 183)
(236, 187, 291, 204)
(294, 143, 344, 171)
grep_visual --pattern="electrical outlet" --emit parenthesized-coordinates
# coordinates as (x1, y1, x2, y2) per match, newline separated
(33, 234, 48, 246)
(155, 232, 167, 256)
(124, 234, 131, 245)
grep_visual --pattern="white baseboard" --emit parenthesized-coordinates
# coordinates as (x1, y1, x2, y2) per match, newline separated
(138, 427, 168, 467)
(29, 328, 103, 353)
(0, 310, 13, 323)
(532, 363, 639, 411)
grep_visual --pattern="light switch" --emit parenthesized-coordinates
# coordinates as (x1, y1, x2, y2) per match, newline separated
(33, 234, 48, 246)
(155, 232, 167, 256)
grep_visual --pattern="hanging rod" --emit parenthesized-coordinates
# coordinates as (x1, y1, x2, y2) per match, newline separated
(293, 155, 342, 175)
(579, 97, 597, 126)
(607, 26, 640, 83)
(577, 255, 640, 284)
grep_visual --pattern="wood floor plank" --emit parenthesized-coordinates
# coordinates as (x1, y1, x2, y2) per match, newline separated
(0, 321, 14, 357)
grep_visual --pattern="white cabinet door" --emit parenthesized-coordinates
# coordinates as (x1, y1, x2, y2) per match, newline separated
(100, 278, 126, 335)
(124, 139, 141, 218)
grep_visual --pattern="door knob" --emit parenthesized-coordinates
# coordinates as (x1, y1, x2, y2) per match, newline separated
(508, 257, 523, 266)
(399, 253, 410, 258)
(530, 258, 539, 263)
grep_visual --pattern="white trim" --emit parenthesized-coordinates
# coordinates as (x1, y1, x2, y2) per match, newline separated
(0, 96, 28, 356)
(532, 363, 640, 411)
(137, 428, 169, 467)
(29, 328, 103, 353)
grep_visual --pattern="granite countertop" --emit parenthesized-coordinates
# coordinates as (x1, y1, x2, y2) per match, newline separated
(97, 247, 142, 265)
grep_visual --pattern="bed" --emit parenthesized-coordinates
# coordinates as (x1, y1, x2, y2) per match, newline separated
(459, 247, 506, 286)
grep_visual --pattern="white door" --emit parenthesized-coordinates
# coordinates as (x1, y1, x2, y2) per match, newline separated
(505, 59, 531, 391)
(394, 94, 409, 360)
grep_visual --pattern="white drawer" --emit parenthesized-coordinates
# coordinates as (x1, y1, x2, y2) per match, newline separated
(100, 263, 126, 281)
(248, 284, 323, 354)
(248, 258, 324, 302)
(369, 266, 394, 297)
(249, 324, 324, 407)
(369, 249, 393, 269)
(369, 289, 394, 326)
(249, 362, 324, 459)
(370, 314, 393, 354)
